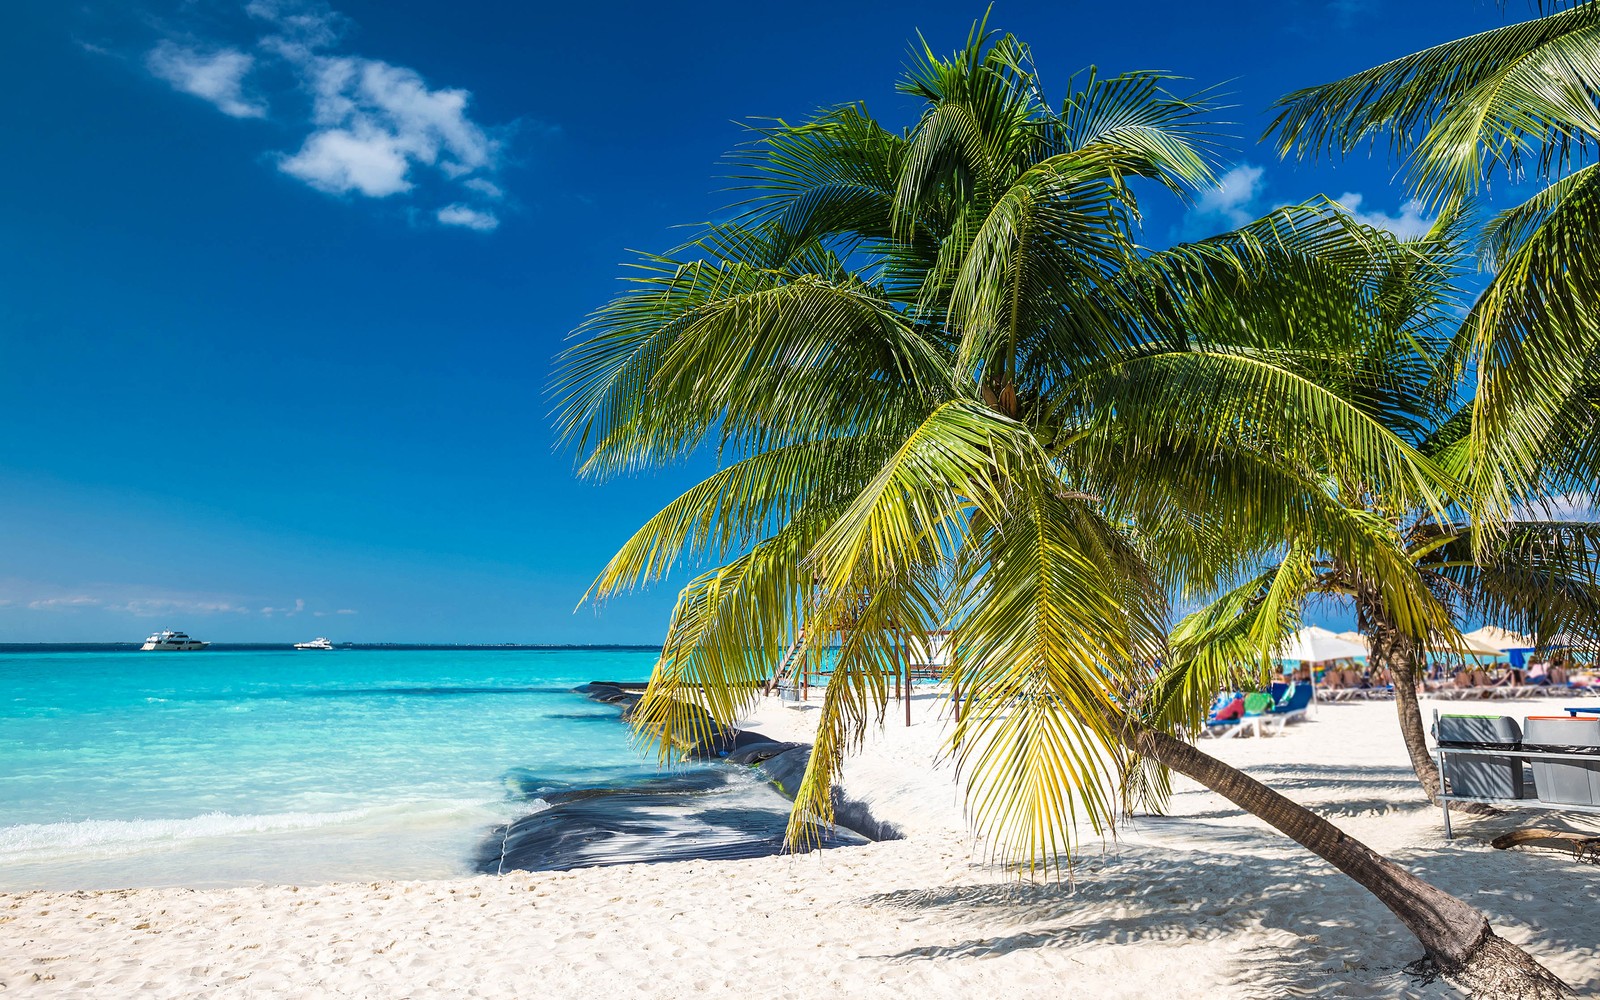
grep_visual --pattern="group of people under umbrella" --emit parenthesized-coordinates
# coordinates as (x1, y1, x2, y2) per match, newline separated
(1278, 625, 1592, 702)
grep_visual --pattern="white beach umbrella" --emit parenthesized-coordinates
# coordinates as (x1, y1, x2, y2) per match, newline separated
(1463, 625, 1535, 651)
(1275, 626, 1368, 663)
(1335, 630, 1371, 651)
(1331, 627, 1500, 666)
(1448, 631, 1506, 657)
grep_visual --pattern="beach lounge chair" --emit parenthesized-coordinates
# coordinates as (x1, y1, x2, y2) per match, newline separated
(1237, 692, 1285, 738)
(1272, 682, 1315, 723)
(1201, 692, 1246, 737)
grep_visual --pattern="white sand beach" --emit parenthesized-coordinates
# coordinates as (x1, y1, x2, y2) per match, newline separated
(3, 693, 1599, 999)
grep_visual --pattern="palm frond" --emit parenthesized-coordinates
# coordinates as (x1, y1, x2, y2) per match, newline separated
(946, 481, 1168, 872)
(1460, 162, 1600, 534)
(1268, 4, 1600, 203)
(628, 522, 817, 761)
(1149, 547, 1312, 733)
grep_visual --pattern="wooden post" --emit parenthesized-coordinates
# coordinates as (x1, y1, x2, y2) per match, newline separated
(952, 646, 961, 724)
(801, 646, 809, 702)
(894, 631, 902, 704)
(904, 633, 912, 727)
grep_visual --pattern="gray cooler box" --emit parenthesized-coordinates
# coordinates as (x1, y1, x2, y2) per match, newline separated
(1523, 716, 1600, 806)
(1437, 714, 1525, 799)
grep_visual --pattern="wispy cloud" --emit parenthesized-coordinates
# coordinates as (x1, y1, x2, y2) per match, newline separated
(1182, 164, 1265, 239)
(132, 0, 505, 228)
(247, 0, 346, 55)
(107, 598, 255, 617)
(146, 41, 267, 119)
(1336, 192, 1435, 240)
(27, 596, 102, 612)
(0, 581, 348, 619)
(437, 203, 499, 231)
(1514, 491, 1597, 522)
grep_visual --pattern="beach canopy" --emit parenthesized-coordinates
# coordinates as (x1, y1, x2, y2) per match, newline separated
(1335, 630, 1370, 650)
(1447, 631, 1507, 657)
(1275, 626, 1367, 663)
(1332, 627, 1501, 663)
(1463, 626, 1535, 651)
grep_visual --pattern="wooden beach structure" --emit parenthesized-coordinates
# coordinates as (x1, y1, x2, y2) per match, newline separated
(763, 624, 959, 726)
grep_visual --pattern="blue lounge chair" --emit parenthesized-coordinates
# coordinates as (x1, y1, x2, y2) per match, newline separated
(1272, 682, 1315, 723)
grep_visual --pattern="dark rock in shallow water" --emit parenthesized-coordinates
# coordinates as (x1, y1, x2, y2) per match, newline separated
(754, 745, 813, 796)
(726, 741, 803, 765)
(575, 681, 648, 699)
(685, 726, 784, 759)
(479, 769, 869, 874)
(754, 747, 905, 843)
(479, 679, 898, 874)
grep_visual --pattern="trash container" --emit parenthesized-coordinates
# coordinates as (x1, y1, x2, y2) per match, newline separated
(1523, 716, 1600, 806)
(1436, 714, 1525, 799)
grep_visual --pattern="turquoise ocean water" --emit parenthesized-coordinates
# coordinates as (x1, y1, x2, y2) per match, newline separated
(0, 647, 665, 891)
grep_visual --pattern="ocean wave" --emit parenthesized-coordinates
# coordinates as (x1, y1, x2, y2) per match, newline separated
(0, 809, 372, 861)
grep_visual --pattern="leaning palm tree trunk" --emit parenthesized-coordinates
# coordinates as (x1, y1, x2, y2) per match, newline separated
(1357, 595, 1443, 801)
(1386, 655, 1449, 802)
(1355, 590, 1499, 814)
(1135, 729, 1569, 996)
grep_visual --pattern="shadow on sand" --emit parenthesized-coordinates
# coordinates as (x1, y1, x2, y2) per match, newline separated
(853, 763, 1600, 999)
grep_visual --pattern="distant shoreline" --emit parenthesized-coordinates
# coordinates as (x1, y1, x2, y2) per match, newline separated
(0, 643, 665, 653)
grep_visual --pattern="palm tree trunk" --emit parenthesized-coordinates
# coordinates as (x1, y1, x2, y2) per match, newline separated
(1135, 729, 1568, 997)
(1354, 591, 1498, 815)
(1354, 592, 1442, 802)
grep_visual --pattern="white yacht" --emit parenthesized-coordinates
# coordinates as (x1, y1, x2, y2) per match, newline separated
(293, 637, 335, 650)
(140, 630, 209, 651)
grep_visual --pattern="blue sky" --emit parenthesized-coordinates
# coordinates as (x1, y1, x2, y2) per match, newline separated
(0, 0, 1520, 642)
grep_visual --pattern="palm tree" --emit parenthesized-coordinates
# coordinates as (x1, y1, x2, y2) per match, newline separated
(1163, 222, 1600, 807)
(556, 24, 1567, 994)
(1173, 493, 1600, 809)
(1269, 3, 1600, 540)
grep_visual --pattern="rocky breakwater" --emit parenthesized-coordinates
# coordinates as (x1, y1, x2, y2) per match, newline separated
(476, 682, 900, 873)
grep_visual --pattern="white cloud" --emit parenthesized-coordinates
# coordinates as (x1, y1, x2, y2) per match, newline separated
(146, 42, 267, 119)
(109, 598, 254, 617)
(247, 0, 346, 57)
(280, 125, 414, 196)
(277, 56, 498, 198)
(1515, 491, 1597, 522)
(463, 177, 504, 199)
(27, 596, 102, 611)
(1182, 164, 1265, 238)
(137, 1, 504, 225)
(337, 608, 358, 615)
(0, 580, 349, 621)
(437, 203, 499, 231)
(1337, 192, 1435, 240)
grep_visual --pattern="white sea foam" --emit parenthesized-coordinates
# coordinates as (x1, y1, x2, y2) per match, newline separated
(0, 809, 372, 862)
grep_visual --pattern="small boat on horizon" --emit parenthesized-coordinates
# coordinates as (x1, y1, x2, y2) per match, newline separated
(293, 637, 335, 650)
(140, 630, 209, 651)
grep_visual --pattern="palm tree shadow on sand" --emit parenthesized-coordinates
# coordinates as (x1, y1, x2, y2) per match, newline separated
(857, 832, 1598, 998)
